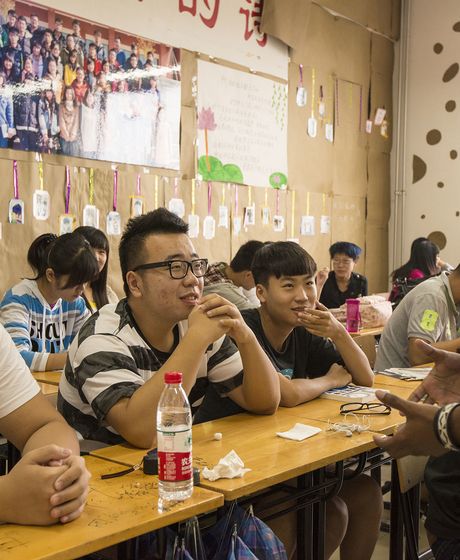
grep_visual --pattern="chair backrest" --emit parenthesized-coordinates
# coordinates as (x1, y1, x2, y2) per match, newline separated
(397, 455, 429, 493)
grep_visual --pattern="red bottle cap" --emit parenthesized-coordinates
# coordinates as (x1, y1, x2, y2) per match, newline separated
(164, 371, 182, 384)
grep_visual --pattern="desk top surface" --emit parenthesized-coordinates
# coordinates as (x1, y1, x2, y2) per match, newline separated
(349, 326, 384, 338)
(0, 455, 223, 560)
(32, 371, 62, 386)
(37, 382, 59, 396)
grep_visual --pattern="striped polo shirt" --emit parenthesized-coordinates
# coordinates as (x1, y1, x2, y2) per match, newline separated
(58, 299, 244, 443)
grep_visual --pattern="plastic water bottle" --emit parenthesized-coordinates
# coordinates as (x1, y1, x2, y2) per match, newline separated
(346, 298, 361, 333)
(157, 371, 193, 501)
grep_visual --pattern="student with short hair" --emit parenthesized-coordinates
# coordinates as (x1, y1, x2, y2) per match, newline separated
(58, 209, 280, 447)
(0, 232, 98, 371)
(204, 240, 267, 310)
(242, 241, 379, 560)
(319, 241, 367, 309)
(0, 323, 89, 525)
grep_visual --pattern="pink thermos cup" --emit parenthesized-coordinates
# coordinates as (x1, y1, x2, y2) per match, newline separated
(346, 298, 360, 333)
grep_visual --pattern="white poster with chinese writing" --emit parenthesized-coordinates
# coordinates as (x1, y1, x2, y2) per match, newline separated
(197, 60, 288, 188)
(37, 0, 288, 79)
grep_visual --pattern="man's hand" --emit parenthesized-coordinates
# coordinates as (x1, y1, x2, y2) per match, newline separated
(1, 445, 75, 525)
(410, 339, 460, 405)
(325, 363, 352, 388)
(199, 294, 252, 345)
(372, 390, 445, 458)
(49, 454, 90, 523)
(316, 267, 329, 291)
(297, 302, 344, 340)
(187, 296, 229, 345)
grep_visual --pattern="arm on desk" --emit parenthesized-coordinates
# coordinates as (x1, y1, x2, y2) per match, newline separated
(0, 393, 89, 525)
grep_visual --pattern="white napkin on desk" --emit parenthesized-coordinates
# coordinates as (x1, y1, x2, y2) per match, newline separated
(276, 423, 322, 441)
(202, 449, 251, 481)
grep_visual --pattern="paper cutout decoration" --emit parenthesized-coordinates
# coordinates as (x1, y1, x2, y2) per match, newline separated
(33, 190, 50, 220)
(325, 123, 334, 143)
(83, 204, 99, 228)
(188, 214, 200, 238)
(233, 216, 242, 236)
(169, 197, 185, 218)
(218, 205, 229, 228)
(59, 214, 76, 234)
(301, 215, 315, 236)
(8, 198, 24, 224)
(296, 64, 307, 107)
(106, 211, 122, 235)
(374, 107, 386, 126)
(130, 196, 144, 218)
(243, 204, 256, 226)
(203, 215, 216, 240)
(365, 119, 373, 134)
(273, 215, 285, 232)
(320, 215, 331, 234)
(261, 206, 271, 225)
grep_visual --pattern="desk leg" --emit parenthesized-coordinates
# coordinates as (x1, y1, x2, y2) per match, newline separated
(389, 460, 404, 560)
(297, 472, 312, 560)
(312, 469, 326, 560)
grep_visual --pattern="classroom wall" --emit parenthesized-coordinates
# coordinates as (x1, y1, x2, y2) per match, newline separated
(397, 0, 459, 268)
(0, 1, 399, 297)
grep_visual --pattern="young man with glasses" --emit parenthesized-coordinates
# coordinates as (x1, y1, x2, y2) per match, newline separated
(238, 241, 380, 560)
(58, 209, 279, 447)
(319, 241, 367, 309)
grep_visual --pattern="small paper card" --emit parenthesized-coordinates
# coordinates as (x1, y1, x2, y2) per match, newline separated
(168, 197, 185, 218)
(307, 116, 317, 138)
(325, 123, 334, 143)
(106, 211, 121, 235)
(380, 120, 389, 138)
(59, 214, 76, 234)
(83, 204, 99, 228)
(318, 101, 326, 118)
(188, 214, 200, 238)
(301, 215, 315, 236)
(296, 87, 307, 107)
(365, 119, 373, 134)
(218, 205, 229, 228)
(287, 238, 300, 244)
(320, 215, 330, 234)
(243, 204, 255, 226)
(277, 423, 322, 441)
(261, 206, 271, 225)
(130, 196, 144, 218)
(374, 107, 386, 126)
(8, 198, 24, 224)
(233, 216, 242, 236)
(33, 190, 50, 220)
(273, 214, 285, 232)
(202, 215, 216, 240)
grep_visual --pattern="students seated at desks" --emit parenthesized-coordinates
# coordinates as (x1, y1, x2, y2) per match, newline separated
(203, 240, 267, 310)
(74, 226, 119, 312)
(0, 232, 98, 372)
(58, 209, 280, 447)
(319, 241, 368, 309)
(374, 340, 460, 560)
(239, 241, 379, 560)
(0, 323, 89, 525)
(375, 264, 460, 371)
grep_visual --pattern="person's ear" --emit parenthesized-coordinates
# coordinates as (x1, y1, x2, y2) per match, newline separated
(256, 283, 267, 303)
(45, 267, 55, 284)
(126, 271, 143, 298)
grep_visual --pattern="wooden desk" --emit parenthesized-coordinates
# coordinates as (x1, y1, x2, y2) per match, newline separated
(37, 382, 59, 396)
(91, 412, 376, 501)
(32, 371, 62, 386)
(373, 373, 421, 389)
(0, 455, 223, 560)
(349, 326, 384, 338)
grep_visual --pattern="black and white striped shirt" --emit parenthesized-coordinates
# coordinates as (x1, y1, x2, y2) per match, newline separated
(58, 299, 244, 444)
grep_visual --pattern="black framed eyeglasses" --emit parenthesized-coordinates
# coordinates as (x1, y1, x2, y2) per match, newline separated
(340, 402, 391, 415)
(132, 258, 208, 279)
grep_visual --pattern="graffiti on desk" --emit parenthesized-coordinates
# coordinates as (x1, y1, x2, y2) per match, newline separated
(0, 535, 27, 552)
(193, 456, 209, 468)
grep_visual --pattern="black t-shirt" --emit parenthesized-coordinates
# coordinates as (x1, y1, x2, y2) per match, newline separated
(320, 271, 368, 309)
(241, 308, 343, 379)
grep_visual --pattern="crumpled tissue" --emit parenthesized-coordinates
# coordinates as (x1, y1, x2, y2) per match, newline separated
(202, 449, 251, 481)
(276, 423, 322, 441)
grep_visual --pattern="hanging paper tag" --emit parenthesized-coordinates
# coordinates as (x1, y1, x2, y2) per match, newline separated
(130, 196, 144, 218)
(325, 123, 334, 143)
(233, 216, 242, 236)
(203, 215, 216, 240)
(169, 198, 185, 218)
(188, 214, 200, 238)
(243, 204, 256, 226)
(318, 101, 326, 118)
(374, 107, 386, 126)
(83, 204, 100, 228)
(273, 215, 285, 232)
(296, 64, 307, 107)
(33, 190, 50, 220)
(261, 206, 271, 225)
(380, 119, 389, 139)
(59, 214, 76, 234)
(365, 119, 373, 134)
(301, 215, 315, 236)
(0, 222, 2, 239)
(8, 198, 24, 224)
(287, 238, 300, 244)
(106, 211, 122, 235)
(218, 205, 229, 228)
(307, 116, 317, 138)
(320, 215, 330, 234)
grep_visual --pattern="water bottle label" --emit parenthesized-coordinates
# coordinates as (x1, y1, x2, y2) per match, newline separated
(157, 429, 192, 482)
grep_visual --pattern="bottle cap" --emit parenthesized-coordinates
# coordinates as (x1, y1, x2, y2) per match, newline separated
(164, 371, 182, 384)
(143, 448, 158, 475)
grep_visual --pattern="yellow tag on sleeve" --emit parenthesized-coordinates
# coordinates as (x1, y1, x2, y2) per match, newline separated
(420, 309, 439, 332)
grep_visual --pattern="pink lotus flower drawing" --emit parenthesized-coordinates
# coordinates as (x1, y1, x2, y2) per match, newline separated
(198, 107, 217, 171)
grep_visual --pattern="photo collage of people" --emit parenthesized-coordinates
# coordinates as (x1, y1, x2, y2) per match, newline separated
(0, 2, 181, 168)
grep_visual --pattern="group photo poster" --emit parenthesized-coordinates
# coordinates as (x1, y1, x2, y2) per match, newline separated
(0, 1, 181, 168)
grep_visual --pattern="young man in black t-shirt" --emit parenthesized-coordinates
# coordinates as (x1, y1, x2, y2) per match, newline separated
(242, 241, 380, 560)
